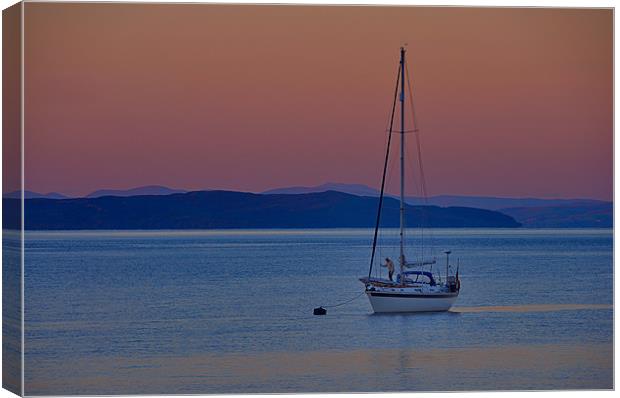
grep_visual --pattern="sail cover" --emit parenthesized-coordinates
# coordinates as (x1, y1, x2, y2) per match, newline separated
(402, 270, 437, 285)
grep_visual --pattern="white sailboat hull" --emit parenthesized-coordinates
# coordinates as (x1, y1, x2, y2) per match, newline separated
(366, 291, 458, 313)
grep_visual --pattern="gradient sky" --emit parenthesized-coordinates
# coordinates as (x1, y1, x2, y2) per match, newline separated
(23, 3, 612, 199)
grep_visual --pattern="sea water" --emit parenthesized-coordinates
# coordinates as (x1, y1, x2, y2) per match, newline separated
(21, 229, 613, 394)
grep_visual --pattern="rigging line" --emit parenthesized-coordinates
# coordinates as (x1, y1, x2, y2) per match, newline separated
(368, 62, 401, 279)
(406, 138, 425, 245)
(401, 72, 424, 260)
(377, 80, 400, 275)
(404, 140, 423, 262)
(377, 150, 398, 277)
(377, 108, 396, 276)
(413, 127, 435, 255)
(405, 65, 420, 132)
(405, 62, 429, 202)
(405, 59, 436, 256)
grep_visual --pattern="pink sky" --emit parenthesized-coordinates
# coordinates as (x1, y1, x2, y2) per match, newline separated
(23, 4, 612, 199)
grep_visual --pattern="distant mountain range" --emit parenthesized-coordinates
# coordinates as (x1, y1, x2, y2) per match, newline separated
(4, 190, 520, 230)
(262, 182, 608, 210)
(500, 203, 613, 228)
(262, 183, 612, 228)
(4, 190, 69, 200)
(3, 183, 611, 228)
(85, 185, 188, 198)
(4, 185, 188, 199)
(263, 182, 381, 197)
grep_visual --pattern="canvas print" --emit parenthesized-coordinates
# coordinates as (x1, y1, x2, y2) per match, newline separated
(2, 1, 613, 395)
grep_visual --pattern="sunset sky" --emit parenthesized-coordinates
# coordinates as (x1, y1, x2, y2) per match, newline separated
(23, 3, 612, 199)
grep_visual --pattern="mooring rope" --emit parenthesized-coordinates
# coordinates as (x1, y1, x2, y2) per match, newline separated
(321, 291, 366, 309)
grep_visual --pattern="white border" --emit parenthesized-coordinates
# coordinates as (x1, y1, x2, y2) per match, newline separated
(0, 1, 616, 398)
(19, 1, 24, 396)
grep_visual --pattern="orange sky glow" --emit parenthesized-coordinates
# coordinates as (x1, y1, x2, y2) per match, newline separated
(23, 3, 612, 199)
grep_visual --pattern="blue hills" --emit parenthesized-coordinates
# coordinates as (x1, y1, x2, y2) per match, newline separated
(4, 185, 187, 199)
(263, 183, 612, 228)
(86, 185, 187, 198)
(499, 203, 612, 228)
(3, 183, 611, 229)
(4, 190, 69, 200)
(4, 190, 520, 230)
(263, 182, 608, 210)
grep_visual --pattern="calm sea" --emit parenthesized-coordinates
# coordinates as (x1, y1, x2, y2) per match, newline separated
(22, 229, 613, 394)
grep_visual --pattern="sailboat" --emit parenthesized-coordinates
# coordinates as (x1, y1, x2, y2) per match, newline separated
(359, 47, 460, 313)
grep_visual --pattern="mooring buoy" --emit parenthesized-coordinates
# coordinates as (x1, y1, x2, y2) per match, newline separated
(313, 306, 327, 315)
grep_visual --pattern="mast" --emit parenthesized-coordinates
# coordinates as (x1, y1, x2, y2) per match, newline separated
(399, 47, 406, 273)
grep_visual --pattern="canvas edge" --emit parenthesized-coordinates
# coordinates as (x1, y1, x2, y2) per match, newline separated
(2, 1, 24, 396)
